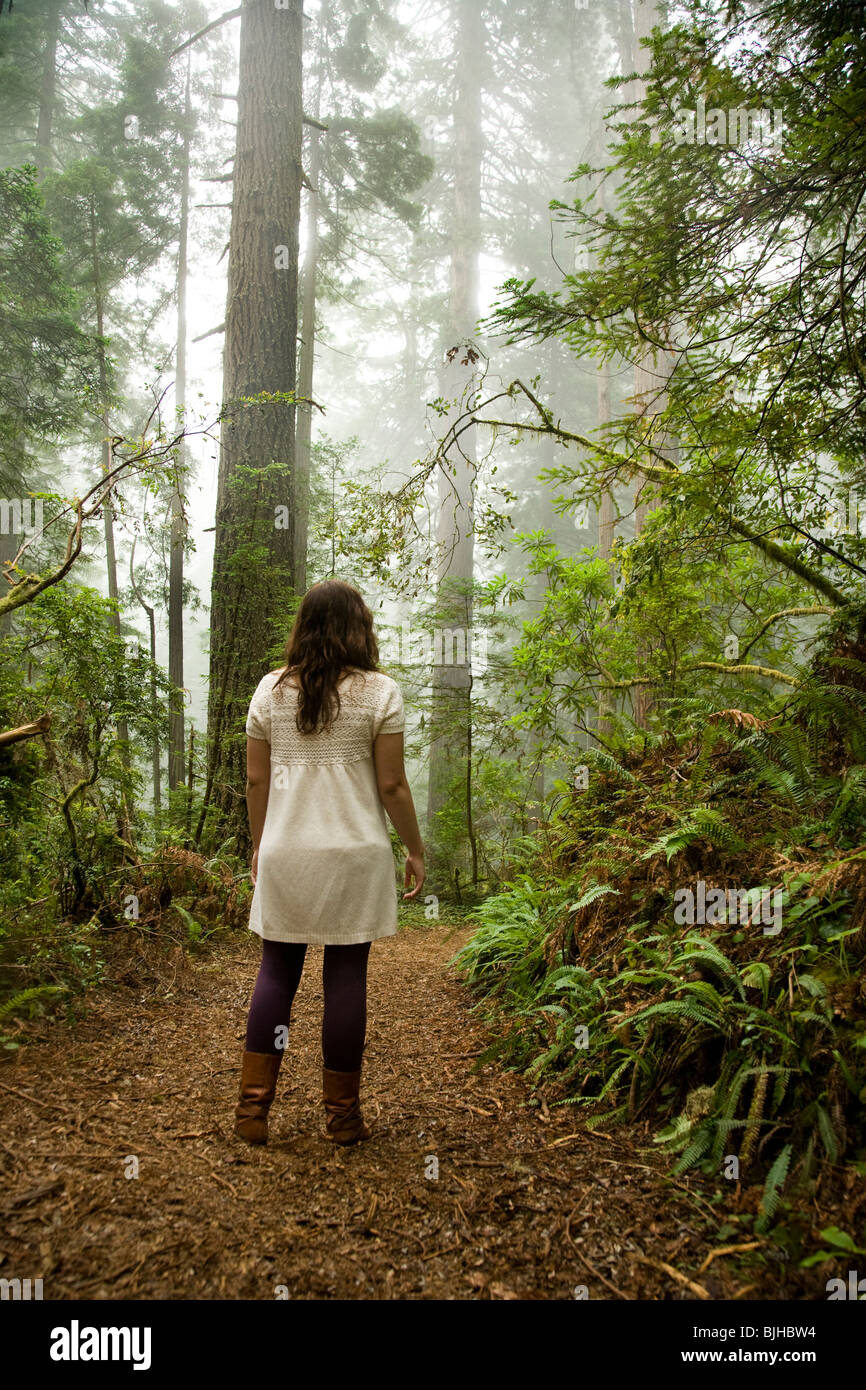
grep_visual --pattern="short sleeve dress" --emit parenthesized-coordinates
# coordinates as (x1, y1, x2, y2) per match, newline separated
(245, 667, 405, 945)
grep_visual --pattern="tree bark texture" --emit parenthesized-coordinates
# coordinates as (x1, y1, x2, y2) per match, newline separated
(203, 0, 304, 846)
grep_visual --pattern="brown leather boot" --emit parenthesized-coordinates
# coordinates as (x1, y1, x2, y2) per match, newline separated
(322, 1066, 371, 1145)
(235, 1051, 282, 1144)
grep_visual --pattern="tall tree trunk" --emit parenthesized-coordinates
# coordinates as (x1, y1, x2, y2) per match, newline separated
(147, 601, 160, 821)
(294, 120, 323, 595)
(168, 59, 191, 795)
(293, 0, 332, 595)
(570, 12, 621, 746)
(425, 0, 483, 892)
(629, 0, 677, 731)
(0, 0, 63, 632)
(595, 357, 617, 742)
(89, 197, 133, 804)
(201, 0, 303, 848)
(35, 0, 61, 174)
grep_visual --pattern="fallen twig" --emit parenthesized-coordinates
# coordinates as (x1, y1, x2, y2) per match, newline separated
(633, 1253, 712, 1300)
(698, 1241, 763, 1274)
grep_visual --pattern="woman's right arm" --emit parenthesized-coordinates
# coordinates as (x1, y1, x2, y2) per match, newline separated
(373, 731, 425, 900)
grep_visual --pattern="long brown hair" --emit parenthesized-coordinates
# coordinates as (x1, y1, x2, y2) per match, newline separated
(272, 580, 380, 733)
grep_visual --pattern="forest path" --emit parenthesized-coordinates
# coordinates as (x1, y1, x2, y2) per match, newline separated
(1, 922, 744, 1300)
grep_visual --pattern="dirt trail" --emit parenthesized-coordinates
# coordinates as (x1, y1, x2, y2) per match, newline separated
(0, 922, 762, 1300)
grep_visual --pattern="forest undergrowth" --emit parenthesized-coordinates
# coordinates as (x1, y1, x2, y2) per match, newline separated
(453, 625, 866, 1273)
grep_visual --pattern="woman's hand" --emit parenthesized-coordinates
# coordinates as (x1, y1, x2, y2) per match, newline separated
(251, 848, 259, 886)
(402, 851, 425, 901)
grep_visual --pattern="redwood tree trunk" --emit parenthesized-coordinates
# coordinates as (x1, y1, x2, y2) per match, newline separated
(425, 0, 483, 892)
(201, 0, 303, 847)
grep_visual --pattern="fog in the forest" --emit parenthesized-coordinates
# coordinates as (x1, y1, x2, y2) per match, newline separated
(2, 0, 628, 743)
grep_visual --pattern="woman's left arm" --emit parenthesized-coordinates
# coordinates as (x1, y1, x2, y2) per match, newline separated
(246, 736, 271, 883)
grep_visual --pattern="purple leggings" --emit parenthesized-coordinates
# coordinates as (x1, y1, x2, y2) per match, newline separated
(245, 939, 371, 1071)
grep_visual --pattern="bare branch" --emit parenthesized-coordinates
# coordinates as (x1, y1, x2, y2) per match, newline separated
(168, 7, 241, 61)
(193, 322, 226, 342)
(0, 714, 52, 748)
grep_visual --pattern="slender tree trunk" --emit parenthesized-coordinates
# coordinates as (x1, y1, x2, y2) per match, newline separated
(294, 120, 322, 594)
(129, 543, 161, 819)
(147, 604, 160, 819)
(89, 197, 133, 797)
(592, 135, 616, 564)
(169, 59, 191, 794)
(186, 724, 195, 838)
(0, 526, 17, 643)
(294, 1, 332, 594)
(595, 358, 617, 742)
(629, 0, 677, 731)
(425, 0, 483, 892)
(571, 13, 622, 745)
(527, 448, 558, 813)
(201, 0, 303, 847)
(0, 0, 63, 631)
(35, 0, 60, 174)
(597, 363, 615, 560)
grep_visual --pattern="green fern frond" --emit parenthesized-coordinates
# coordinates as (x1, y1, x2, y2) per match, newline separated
(755, 1144, 793, 1233)
(0, 985, 67, 1022)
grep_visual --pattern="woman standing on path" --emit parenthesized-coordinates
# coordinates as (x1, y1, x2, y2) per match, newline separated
(235, 580, 426, 1147)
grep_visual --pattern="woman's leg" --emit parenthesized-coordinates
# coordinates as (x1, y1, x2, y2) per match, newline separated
(245, 939, 307, 1054)
(321, 941, 371, 1071)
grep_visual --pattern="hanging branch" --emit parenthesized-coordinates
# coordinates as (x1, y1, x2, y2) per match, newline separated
(0, 499, 85, 618)
(0, 423, 203, 620)
(433, 378, 852, 609)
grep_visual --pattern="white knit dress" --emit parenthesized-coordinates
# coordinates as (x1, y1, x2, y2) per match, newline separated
(245, 667, 405, 945)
